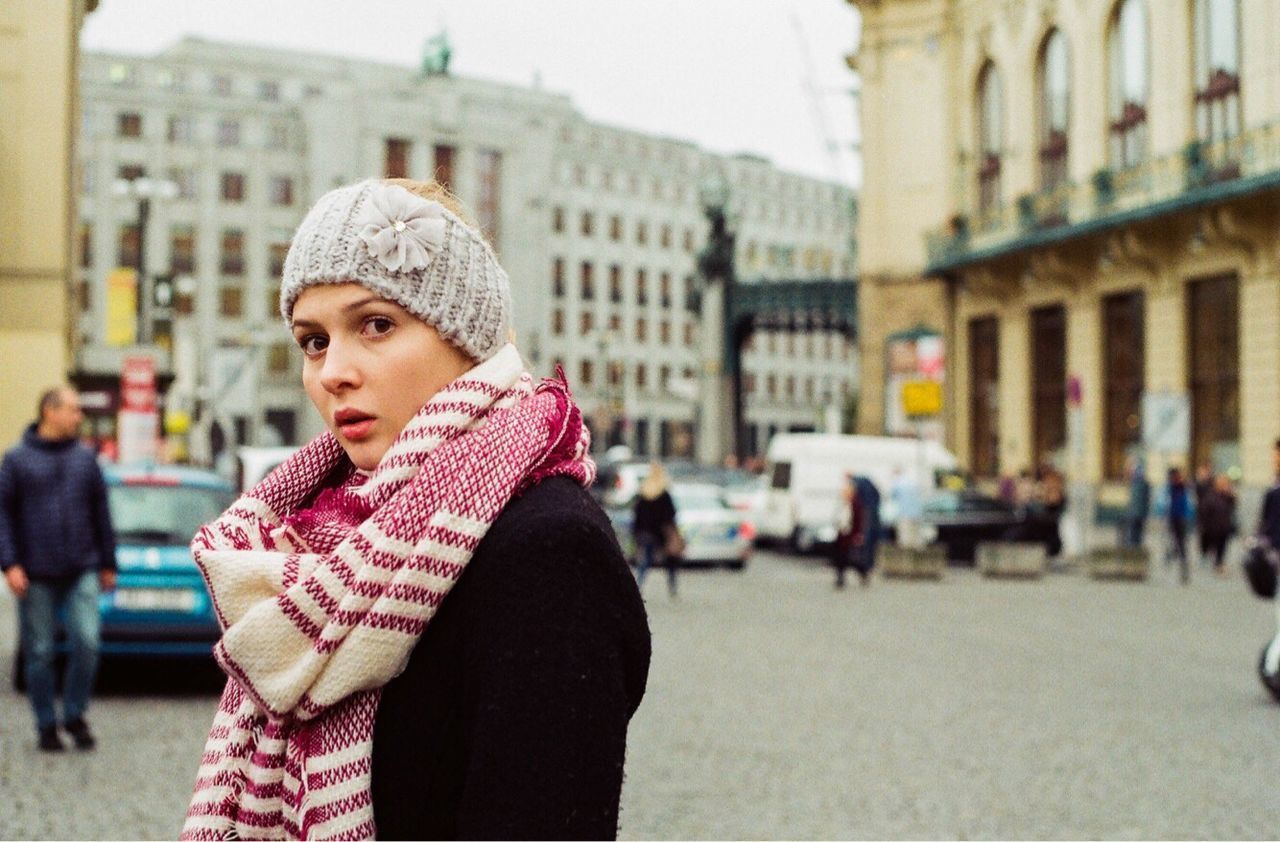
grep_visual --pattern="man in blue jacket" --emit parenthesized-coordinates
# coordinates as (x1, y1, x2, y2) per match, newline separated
(0, 387, 116, 752)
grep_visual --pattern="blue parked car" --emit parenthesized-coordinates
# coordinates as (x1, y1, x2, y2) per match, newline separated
(100, 464, 234, 658)
(12, 464, 234, 690)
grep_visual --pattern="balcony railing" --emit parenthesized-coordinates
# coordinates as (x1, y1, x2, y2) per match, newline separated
(926, 120, 1280, 271)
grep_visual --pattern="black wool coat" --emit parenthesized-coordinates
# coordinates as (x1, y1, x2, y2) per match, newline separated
(370, 475, 651, 840)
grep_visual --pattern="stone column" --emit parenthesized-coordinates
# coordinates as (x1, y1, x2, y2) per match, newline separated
(999, 306, 1031, 475)
(1239, 268, 1280, 488)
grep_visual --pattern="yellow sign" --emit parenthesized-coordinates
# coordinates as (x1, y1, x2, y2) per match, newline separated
(105, 268, 138, 347)
(902, 380, 943, 417)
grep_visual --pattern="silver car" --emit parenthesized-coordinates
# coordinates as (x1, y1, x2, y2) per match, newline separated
(668, 483, 754, 570)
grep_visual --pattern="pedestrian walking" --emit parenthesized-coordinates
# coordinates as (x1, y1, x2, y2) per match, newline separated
(0, 386, 116, 752)
(832, 474, 868, 589)
(854, 474, 882, 581)
(1198, 473, 1237, 576)
(1194, 461, 1215, 567)
(181, 178, 651, 840)
(1034, 465, 1066, 557)
(1260, 440, 1280, 551)
(633, 462, 681, 598)
(1164, 467, 1192, 584)
(1122, 456, 1151, 548)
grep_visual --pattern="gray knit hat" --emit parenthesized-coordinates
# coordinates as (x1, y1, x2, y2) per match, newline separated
(280, 179, 512, 362)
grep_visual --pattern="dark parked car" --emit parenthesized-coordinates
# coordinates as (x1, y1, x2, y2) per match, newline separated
(919, 490, 1028, 564)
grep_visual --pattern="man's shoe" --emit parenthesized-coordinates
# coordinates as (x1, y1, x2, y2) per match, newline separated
(63, 718, 96, 750)
(38, 726, 65, 752)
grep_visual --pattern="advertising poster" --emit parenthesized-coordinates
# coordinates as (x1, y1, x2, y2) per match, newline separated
(885, 328, 945, 442)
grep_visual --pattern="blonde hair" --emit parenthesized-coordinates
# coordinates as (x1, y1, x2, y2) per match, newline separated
(639, 462, 669, 500)
(381, 178, 479, 229)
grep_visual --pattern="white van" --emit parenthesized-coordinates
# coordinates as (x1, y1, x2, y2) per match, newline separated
(759, 433, 959, 551)
(236, 445, 300, 493)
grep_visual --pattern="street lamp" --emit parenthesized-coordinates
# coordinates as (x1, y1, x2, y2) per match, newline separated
(113, 176, 178, 346)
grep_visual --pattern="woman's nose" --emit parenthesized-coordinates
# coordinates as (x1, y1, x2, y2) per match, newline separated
(318, 339, 362, 393)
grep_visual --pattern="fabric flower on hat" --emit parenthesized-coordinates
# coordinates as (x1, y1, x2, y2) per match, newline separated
(355, 184, 448, 273)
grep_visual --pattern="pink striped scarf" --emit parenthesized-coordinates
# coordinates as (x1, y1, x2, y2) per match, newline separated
(181, 345, 594, 840)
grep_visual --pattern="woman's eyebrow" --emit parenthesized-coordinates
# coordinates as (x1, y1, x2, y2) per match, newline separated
(292, 296, 389, 330)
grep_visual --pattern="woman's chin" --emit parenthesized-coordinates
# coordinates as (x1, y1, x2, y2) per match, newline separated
(339, 439, 386, 472)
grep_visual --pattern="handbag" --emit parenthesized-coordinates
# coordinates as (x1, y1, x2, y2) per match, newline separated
(1242, 536, 1278, 599)
(661, 523, 686, 559)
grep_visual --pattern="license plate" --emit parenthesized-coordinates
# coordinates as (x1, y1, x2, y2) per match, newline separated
(114, 588, 197, 612)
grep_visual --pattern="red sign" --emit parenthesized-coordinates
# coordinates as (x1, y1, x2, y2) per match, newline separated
(121, 355, 157, 413)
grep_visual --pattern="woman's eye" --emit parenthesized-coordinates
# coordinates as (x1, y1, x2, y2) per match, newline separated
(298, 335, 327, 356)
(364, 316, 395, 337)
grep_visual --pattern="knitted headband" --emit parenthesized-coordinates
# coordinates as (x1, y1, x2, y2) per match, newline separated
(280, 179, 512, 362)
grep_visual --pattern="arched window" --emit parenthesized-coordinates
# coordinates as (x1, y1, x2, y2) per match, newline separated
(1038, 29, 1070, 190)
(1194, 0, 1241, 142)
(1108, 0, 1149, 169)
(976, 61, 1003, 214)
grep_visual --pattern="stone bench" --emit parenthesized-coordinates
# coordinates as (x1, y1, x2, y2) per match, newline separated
(975, 542, 1047, 578)
(879, 544, 946, 580)
(1086, 546, 1150, 581)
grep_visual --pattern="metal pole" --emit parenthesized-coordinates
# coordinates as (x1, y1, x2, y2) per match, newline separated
(136, 196, 151, 345)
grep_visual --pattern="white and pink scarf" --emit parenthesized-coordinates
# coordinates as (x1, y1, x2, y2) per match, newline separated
(181, 345, 594, 841)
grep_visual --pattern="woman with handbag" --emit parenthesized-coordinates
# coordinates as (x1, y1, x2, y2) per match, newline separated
(632, 462, 681, 598)
(180, 178, 651, 840)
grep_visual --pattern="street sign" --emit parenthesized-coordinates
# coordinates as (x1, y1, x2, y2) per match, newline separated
(902, 380, 943, 417)
(105, 268, 138, 347)
(1142, 392, 1190, 453)
(119, 355, 159, 464)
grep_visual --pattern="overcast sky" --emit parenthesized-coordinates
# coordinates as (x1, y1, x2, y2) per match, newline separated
(82, 0, 864, 187)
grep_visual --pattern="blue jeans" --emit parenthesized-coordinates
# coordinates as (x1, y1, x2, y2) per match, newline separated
(19, 570, 101, 731)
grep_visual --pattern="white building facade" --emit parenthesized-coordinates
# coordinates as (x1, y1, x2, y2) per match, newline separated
(77, 38, 857, 463)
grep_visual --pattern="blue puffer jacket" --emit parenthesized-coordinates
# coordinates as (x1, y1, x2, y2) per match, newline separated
(0, 425, 116, 579)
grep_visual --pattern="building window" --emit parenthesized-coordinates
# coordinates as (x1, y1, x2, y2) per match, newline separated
(580, 211, 594, 237)
(269, 176, 294, 206)
(117, 112, 142, 138)
(220, 286, 243, 318)
(170, 168, 196, 199)
(433, 145, 455, 190)
(268, 343, 293, 373)
(609, 313, 621, 332)
(552, 309, 564, 336)
(660, 225, 672, 249)
(1103, 292, 1145, 480)
(220, 229, 245, 276)
(659, 321, 671, 344)
(269, 242, 289, 278)
(636, 364, 648, 390)
(1108, 0, 1149, 169)
(1194, 0, 1242, 144)
(580, 261, 594, 300)
(609, 265, 622, 303)
(267, 123, 290, 150)
(118, 223, 140, 269)
(384, 138, 410, 179)
(212, 74, 233, 96)
(167, 115, 193, 143)
(1038, 29, 1070, 191)
(608, 361, 623, 388)
(660, 272, 672, 308)
(217, 119, 241, 147)
(258, 80, 280, 101)
(553, 257, 565, 297)
(118, 164, 145, 182)
(475, 148, 502, 248)
(1031, 305, 1067, 470)
(170, 225, 196, 274)
(972, 314, 1003, 476)
(636, 318, 647, 342)
(684, 322, 696, 346)
(684, 228, 695, 252)
(221, 172, 246, 203)
(1188, 274, 1240, 474)
(636, 269, 648, 305)
(552, 206, 565, 233)
(976, 61, 1002, 216)
(636, 220, 648, 246)
(580, 311, 594, 335)
(580, 359, 594, 388)
(79, 222, 92, 269)
(609, 215, 622, 241)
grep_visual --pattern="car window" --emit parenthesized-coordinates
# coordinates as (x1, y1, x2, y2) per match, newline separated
(770, 462, 791, 490)
(671, 486, 727, 511)
(923, 494, 959, 514)
(109, 484, 234, 546)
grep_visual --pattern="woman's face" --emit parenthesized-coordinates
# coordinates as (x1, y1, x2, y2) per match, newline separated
(291, 283, 475, 470)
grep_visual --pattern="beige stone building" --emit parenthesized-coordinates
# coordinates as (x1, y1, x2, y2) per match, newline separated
(0, 0, 95, 445)
(850, 0, 1280, 507)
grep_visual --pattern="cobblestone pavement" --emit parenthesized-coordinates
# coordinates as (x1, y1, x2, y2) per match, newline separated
(1, 551, 1277, 840)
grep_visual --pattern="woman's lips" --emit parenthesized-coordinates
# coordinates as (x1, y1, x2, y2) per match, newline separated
(336, 417, 375, 441)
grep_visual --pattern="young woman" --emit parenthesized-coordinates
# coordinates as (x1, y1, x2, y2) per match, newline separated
(181, 178, 651, 841)
(631, 462, 679, 597)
